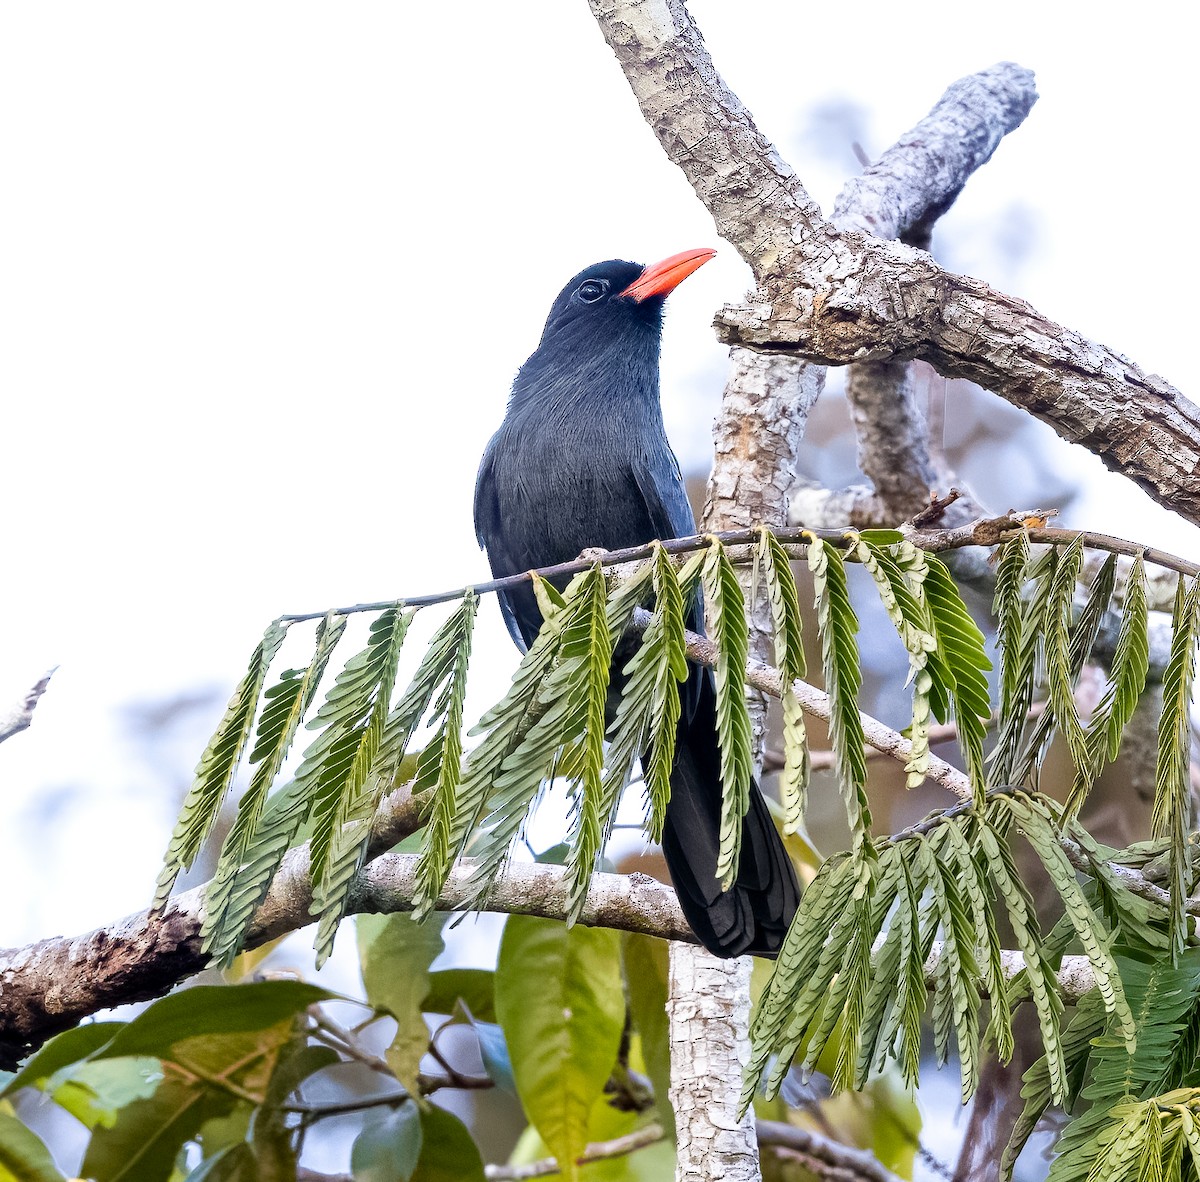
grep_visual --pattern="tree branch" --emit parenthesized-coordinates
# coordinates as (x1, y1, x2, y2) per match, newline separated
(757, 1119, 904, 1182)
(590, 0, 1198, 527)
(483, 1122, 666, 1180)
(0, 669, 55, 745)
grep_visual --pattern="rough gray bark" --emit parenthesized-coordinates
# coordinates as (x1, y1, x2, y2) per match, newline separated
(589, 0, 1198, 528)
(666, 948, 758, 1182)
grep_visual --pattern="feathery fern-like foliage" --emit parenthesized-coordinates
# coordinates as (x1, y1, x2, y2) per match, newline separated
(1013, 948, 1200, 1182)
(743, 786, 1135, 1114)
(154, 620, 288, 909)
(807, 535, 872, 854)
(601, 545, 694, 847)
(702, 539, 754, 889)
(1155, 576, 1200, 962)
(202, 613, 346, 960)
(852, 536, 936, 789)
(161, 522, 1197, 1169)
(757, 527, 808, 830)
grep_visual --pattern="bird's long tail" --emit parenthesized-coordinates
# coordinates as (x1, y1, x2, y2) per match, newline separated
(658, 669, 801, 958)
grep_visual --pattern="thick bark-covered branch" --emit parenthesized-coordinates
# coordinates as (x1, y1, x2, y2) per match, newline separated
(830, 62, 1037, 247)
(0, 670, 55, 745)
(590, 0, 1198, 527)
(0, 843, 1106, 1070)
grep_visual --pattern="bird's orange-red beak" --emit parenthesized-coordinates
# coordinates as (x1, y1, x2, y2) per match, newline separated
(618, 247, 716, 303)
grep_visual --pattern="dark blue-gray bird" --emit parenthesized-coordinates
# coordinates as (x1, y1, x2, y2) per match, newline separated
(474, 249, 799, 957)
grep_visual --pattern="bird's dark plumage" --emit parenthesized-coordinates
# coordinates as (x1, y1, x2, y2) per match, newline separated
(474, 252, 800, 957)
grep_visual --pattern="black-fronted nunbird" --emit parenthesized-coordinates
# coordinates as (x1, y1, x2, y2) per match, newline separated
(474, 249, 800, 958)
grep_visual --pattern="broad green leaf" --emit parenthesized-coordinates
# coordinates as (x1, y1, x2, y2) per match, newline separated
(496, 917, 624, 1182)
(1, 1022, 124, 1097)
(409, 1104, 485, 1182)
(758, 528, 809, 829)
(422, 969, 495, 1022)
(80, 1074, 234, 1182)
(469, 1019, 517, 1095)
(90, 983, 332, 1062)
(623, 933, 672, 1130)
(352, 1100, 423, 1182)
(357, 912, 447, 1095)
(181, 1143, 256, 1182)
(203, 612, 347, 962)
(47, 1057, 161, 1131)
(154, 620, 288, 908)
(259, 1042, 340, 1114)
(0, 1112, 66, 1182)
(807, 536, 872, 851)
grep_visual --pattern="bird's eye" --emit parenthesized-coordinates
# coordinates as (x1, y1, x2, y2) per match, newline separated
(576, 279, 607, 303)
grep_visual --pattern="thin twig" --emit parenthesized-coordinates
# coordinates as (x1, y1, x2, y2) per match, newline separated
(757, 1119, 904, 1182)
(483, 1123, 666, 1179)
(276, 515, 1197, 627)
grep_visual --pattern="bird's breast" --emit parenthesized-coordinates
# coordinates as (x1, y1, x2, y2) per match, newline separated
(488, 423, 656, 572)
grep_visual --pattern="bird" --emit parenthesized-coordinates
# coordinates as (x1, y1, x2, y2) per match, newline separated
(473, 249, 800, 958)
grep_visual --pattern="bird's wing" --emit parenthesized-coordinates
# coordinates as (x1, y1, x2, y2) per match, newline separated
(474, 441, 532, 652)
(632, 446, 698, 543)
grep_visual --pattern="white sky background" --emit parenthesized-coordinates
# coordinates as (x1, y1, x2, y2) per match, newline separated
(0, 0, 1196, 957)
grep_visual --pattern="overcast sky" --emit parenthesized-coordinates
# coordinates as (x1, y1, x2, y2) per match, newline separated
(1, 2, 1194, 956)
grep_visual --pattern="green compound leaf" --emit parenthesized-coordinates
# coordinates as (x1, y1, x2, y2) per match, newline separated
(807, 536, 872, 852)
(290, 607, 410, 964)
(1154, 576, 1200, 961)
(701, 539, 754, 890)
(854, 537, 937, 788)
(203, 612, 347, 962)
(154, 620, 288, 908)
(758, 528, 809, 830)
(923, 554, 991, 797)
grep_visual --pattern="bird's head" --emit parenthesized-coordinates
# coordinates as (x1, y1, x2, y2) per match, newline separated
(534, 248, 717, 351)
